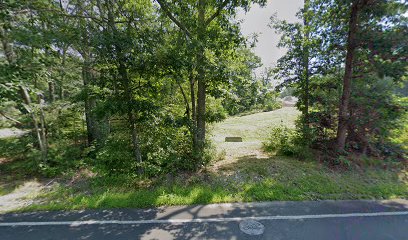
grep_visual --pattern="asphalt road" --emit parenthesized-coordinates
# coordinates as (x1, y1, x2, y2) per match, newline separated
(1, 200, 407, 240)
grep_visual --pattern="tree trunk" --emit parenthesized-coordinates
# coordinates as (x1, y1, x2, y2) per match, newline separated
(127, 110, 143, 172)
(48, 81, 55, 103)
(196, 0, 206, 154)
(58, 48, 67, 100)
(336, 0, 361, 152)
(82, 58, 97, 145)
(82, 54, 109, 147)
(37, 93, 48, 161)
(20, 86, 46, 161)
(1, 23, 46, 161)
(177, 80, 190, 120)
(119, 63, 143, 173)
(303, 0, 310, 126)
(105, 0, 143, 172)
(190, 72, 197, 146)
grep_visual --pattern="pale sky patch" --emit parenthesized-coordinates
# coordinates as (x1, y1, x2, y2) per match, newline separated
(238, 0, 303, 70)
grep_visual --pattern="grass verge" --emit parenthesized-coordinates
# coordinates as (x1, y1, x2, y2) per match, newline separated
(18, 156, 407, 212)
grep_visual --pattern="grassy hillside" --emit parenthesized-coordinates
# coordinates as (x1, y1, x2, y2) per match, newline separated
(210, 107, 300, 162)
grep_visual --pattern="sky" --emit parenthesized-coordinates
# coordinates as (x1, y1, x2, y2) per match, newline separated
(237, 0, 304, 70)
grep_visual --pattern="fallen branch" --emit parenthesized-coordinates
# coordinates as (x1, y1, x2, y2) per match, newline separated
(0, 111, 23, 126)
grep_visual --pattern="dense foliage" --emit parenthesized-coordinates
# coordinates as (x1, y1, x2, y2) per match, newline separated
(269, 0, 408, 163)
(0, 0, 281, 176)
(1, 0, 406, 178)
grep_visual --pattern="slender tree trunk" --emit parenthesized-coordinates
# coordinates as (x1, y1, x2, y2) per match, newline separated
(196, 0, 206, 154)
(20, 86, 46, 161)
(82, 54, 110, 147)
(336, 0, 361, 152)
(82, 56, 96, 145)
(127, 109, 143, 171)
(303, 0, 310, 126)
(48, 81, 55, 103)
(177, 80, 190, 120)
(58, 48, 67, 100)
(105, 0, 143, 171)
(156, 0, 229, 159)
(119, 62, 143, 172)
(37, 94, 48, 161)
(1, 20, 46, 161)
(78, 2, 110, 147)
(190, 72, 197, 146)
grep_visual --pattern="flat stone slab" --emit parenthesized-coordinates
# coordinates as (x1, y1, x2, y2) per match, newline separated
(225, 137, 242, 142)
(239, 219, 265, 235)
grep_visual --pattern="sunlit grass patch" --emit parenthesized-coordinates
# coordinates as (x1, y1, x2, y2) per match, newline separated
(8, 108, 408, 213)
(18, 156, 407, 213)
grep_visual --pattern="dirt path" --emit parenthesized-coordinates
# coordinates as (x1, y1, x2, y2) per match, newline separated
(0, 128, 48, 213)
(0, 128, 27, 139)
(0, 181, 46, 213)
(210, 107, 300, 170)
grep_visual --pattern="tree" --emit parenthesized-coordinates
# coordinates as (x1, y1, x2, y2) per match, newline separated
(271, 0, 316, 134)
(156, 0, 267, 155)
(273, 0, 407, 158)
(336, 0, 369, 152)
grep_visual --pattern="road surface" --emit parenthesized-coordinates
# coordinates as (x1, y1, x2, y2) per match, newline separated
(1, 200, 407, 239)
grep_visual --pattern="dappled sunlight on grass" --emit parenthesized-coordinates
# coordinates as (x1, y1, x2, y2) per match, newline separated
(4, 107, 408, 213)
(17, 154, 407, 213)
(210, 107, 300, 163)
(0, 180, 46, 213)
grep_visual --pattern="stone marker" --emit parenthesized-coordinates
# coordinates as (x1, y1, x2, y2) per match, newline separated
(225, 137, 242, 142)
(239, 219, 265, 235)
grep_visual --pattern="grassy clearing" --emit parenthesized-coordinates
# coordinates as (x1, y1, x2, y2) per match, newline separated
(212, 107, 299, 142)
(210, 107, 300, 160)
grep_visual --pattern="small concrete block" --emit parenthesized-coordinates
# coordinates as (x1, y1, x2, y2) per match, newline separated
(225, 137, 242, 142)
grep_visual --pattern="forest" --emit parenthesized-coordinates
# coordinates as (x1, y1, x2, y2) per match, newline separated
(0, 0, 407, 211)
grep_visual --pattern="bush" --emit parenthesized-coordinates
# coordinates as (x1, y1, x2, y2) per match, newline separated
(263, 126, 297, 156)
(264, 101, 282, 112)
(93, 111, 209, 177)
(94, 132, 136, 175)
(263, 126, 312, 160)
(206, 96, 228, 123)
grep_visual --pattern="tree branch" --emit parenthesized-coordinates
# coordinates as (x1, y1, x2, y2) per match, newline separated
(205, 0, 229, 26)
(156, 0, 192, 38)
(177, 80, 191, 120)
(0, 111, 23, 126)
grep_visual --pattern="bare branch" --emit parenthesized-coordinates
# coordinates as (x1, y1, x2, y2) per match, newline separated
(177, 80, 191, 120)
(0, 111, 23, 126)
(156, 0, 192, 38)
(205, 0, 229, 26)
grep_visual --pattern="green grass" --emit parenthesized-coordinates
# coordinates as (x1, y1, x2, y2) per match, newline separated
(19, 156, 407, 212)
(0, 136, 37, 197)
(210, 107, 300, 159)
(211, 107, 299, 142)
(2, 107, 407, 213)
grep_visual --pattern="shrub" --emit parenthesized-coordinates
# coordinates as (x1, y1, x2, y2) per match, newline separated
(263, 126, 313, 160)
(263, 126, 297, 156)
(206, 96, 228, 123)
(94, 132, 136, 175)
(264, 101, 282, 112)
